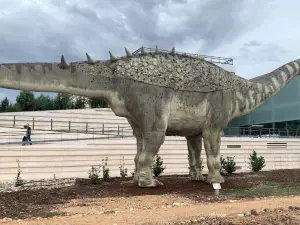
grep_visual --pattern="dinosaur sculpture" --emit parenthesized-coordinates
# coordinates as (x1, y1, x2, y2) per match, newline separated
(0, 46, 299, 187)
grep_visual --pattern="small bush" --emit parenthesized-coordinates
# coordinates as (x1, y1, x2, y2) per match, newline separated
(102, 157, 110, 182)
(88, 157, 110, 184)
(131, 169, 136, 177)
(220, 155, 236, 175)
(15, 169, 24, 187)
(249, 150, 266, 172)
(15, 159, 24, 187)
(88, 165, 101, 184)
(119, 156, 128, 178)
(152, 154, 166, 177)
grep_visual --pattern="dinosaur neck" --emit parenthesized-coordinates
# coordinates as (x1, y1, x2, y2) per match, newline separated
(230, 59, 300, 120)
(0, 60, 116, 103)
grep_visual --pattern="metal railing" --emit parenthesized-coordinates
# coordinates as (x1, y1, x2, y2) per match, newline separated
(132, 46, 234, 65)
(2, 113, 300, 145)
(0, 114, 135, 145)
(0, 114, 131, 133)
(224, 127, 300, 138)
(0, 126, 134, 145)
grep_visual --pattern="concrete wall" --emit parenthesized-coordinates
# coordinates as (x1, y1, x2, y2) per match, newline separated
(1, 136, 299, 182)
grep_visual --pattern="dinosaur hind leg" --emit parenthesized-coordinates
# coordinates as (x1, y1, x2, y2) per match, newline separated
(133, 130, 143, 183)
(186, 134, 205, 181)
(127, 119, 143, 184)
(203, 129, 224, 184)
(138, 129, 166, 187)
(133, 131, 143, 183)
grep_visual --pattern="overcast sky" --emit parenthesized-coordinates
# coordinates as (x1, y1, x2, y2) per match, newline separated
(0, 0, 299, 102)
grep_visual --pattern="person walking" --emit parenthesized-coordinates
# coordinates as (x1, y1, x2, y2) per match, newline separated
(22, 124, 27, 146)
(24, 123, 32, 145)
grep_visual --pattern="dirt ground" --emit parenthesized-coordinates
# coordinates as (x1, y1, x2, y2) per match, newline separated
(1, 169, 300, 225)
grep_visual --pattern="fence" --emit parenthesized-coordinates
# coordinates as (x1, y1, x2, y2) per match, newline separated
(0, 128, 133, 146)
(0, 114, 130, 132)
(1, 116, 300, 146)
(224, 126, 300, 138)
(1, 113, 300, 138)
(0, 113, 133, 144)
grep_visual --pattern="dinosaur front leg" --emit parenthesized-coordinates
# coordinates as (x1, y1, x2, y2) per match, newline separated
(203, 129, 224, 184)
(186, 134, 205, 181)
(137, 130, 165, 187)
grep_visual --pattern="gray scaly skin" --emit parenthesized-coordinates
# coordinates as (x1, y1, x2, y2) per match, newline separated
(0, 46, 299, 187)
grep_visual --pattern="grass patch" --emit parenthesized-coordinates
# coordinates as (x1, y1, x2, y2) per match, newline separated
(223, 181, 300, 197)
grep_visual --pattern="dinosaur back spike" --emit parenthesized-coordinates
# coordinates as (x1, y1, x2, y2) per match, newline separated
(125, 47, 133, 58)
(86, 53, 95, 65)
(60, 55, 69, 69)
(109, 51, 118, 62)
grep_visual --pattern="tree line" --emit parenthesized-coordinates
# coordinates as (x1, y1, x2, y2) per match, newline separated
(0, 91, 108, 112)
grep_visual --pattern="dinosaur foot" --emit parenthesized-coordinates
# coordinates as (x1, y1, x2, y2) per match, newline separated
(190, 169, 205, 181)
(191, 173, 205, 181)
(205, 172, 225, 184)
(138, 177, 164, 188)
(132, 173, 139, 184)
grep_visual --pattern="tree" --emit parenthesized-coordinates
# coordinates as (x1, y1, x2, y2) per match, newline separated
(74, 96, 87, 109)
(34, 94, 55, 111)
(53, 93, 73, 110)
(0, 97, 9, 112)
(5, 103, 20, 112)
(16, 91, 35, 111)
(88, 97, 108, 108)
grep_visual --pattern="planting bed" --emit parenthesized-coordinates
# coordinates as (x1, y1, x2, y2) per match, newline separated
(1, 169, 300, 225)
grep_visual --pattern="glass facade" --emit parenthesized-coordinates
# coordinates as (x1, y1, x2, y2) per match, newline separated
(226, 76, 300, 136)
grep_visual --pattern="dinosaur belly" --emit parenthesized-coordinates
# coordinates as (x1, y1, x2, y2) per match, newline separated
(166, 93, 209, 137)
(166, 121, 205, 137)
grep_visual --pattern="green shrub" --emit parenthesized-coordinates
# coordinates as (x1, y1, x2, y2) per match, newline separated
(131, 169, 136, 177)
(220, 155, 236, 175)
(102, 157, 110, 182)
(119, 156, 128, 178)
(88, 157, 110, 184)
(88, 165, 101, 184)
(152, 155, 166, 177)
(249, 150, 266, 172)
(15, 159, 24, 187)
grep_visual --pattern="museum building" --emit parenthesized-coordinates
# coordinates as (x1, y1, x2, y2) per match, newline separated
(225, 75, 300, 136)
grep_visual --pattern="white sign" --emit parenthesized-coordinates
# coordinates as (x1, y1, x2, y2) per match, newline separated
(212, 183, 221, 190)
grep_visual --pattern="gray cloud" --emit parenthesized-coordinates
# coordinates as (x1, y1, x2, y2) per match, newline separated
(244, 40, 262, 47)
(0, 0, 279, 101)
(109, 0, 268, 53)
(0, 0, 268, 61)
(236, 43, 289, 65)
